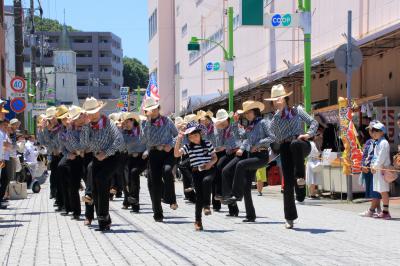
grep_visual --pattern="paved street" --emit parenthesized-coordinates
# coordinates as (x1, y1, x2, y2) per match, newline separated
(1, 178, 400, 266)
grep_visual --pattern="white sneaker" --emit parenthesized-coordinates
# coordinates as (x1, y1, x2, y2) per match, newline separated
(359, 209, 374, 217)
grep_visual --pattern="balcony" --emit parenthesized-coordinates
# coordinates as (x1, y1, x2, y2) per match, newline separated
(99, 57, 112, 64)
(72, 43, 94, 51)
(99, 42, 112, 51)
(76, 57, 93, 65)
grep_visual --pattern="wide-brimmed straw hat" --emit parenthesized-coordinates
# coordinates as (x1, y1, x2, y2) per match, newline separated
(237, 101, 265, 114)
(56, 105, 69, 119)
(83, 97, 107, 114)
(196, 110, 214, 121)
(174, 117, 185, 128)
(264, 84, 293, 101)
(184, 114, 198, 124)
(10, 118, 21, 126)
(143, 98, 160, 111)
(45, 106, 57, 119)
(122, 112, 140, 122)
(212, 109, 233, 124)
(68, 105, 85, 121)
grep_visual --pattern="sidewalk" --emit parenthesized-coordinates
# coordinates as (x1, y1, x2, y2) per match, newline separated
(1, 178, 400, 265)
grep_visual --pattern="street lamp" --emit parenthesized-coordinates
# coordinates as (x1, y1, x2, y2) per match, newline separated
(187, 7, 235, 117)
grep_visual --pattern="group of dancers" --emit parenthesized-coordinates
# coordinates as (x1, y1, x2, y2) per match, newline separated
(37, 84, 318, 231)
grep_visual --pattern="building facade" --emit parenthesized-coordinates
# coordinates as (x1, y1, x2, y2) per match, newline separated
(23, 31, 123, 99)
(0, 0, 6, 98)
(148, 0, 176, 115)
(149, 0, 400, 115)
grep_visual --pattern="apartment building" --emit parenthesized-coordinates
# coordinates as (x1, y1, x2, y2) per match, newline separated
(149, 0, 400, 115)
(23, 31, 123, 99)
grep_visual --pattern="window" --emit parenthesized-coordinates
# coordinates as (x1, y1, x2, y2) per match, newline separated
(195, 0, 203, 7)
(182, 89, 188, 99)
(181, 24, 188, 38)
(329, 80, 338, 105)
(149, 9, 158, 41)
(175, 62, 180, 75)
(62, 79, 65, 87)
(176, 5, 180, 16)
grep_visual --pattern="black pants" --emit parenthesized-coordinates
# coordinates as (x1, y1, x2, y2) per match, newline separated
(212, 151, 229, 209)
(58, 156, 84, 216)
(91, 155, 117, 228)
(232, 151, 268, 219)
(148, 150, 176, 219)
(50, 155, 62, 201)
(221, 155, 243, 197)
(83, 153, 94, 220)
(218, 153, 239, 215)
(178, 156, 196, 203)
(124, 154, 147, 210)
(50, 155, 62, 205)
(280, 140, 311, 220)
(111, 152, 126, 194)
(192, 168, 214, 222)
(0, 160, 11, 200)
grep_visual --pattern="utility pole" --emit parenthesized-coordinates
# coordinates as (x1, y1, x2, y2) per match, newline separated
(346, 10, 353, 201)
(13, 0, 24, 77)
(227, 7, 234, 115)
(29, 0, 37, 102)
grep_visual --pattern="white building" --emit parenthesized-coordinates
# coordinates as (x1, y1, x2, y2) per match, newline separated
(149, 0, 400, 115)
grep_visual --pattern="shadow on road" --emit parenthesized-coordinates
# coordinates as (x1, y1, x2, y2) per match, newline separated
(202, 229, 234, 233)
(0, 223, 23, 229)
(292, 228, 345, 234)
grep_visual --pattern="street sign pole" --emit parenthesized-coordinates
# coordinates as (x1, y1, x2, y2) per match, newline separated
(346, 10, 353, 201)
(227, 6, 234, 117)
(299, 0, 312, 114)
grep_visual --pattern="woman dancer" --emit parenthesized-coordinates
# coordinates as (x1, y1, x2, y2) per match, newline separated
(121, 112, 148, 213)
(225, 101, 273, 222)
(142, 98, 178, 222)
(265, 84, 318, 229)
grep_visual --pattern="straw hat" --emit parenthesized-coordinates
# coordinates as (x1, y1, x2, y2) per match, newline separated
(264, 84, 293, 101)
(237, 100, 265, 114)
(174, 117, 185, 128)
(183, 114, 198, 124)
(212, 109, 233, 124)
(121, 112, 140, 122)
(196, 110, 214, 121)
(10, 118, 20, 126)
(139, 115, 147, 121)
(55, 105, 69, 119)
(68, 105, 85, 121)
(143, 98, 160, 111)
(83, 97, 107, 114)
(45, 106, 57, 119)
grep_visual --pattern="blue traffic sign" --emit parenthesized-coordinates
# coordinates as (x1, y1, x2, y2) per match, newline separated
(10, 98, 26, 113)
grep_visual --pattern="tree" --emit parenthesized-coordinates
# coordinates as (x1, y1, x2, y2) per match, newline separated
(34, 16, 79, 32)
(123, 57, 149, 90)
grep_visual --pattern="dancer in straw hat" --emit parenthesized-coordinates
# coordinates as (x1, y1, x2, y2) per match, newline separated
(264, 84, 318, 229)
(142, 98, 178, 222)
(80, 97, 124, 231)
(57, 105, 86, 220)
(224, 100, 273, 222)
(212, 109, 241, 217)
(120, 112, 148, 213)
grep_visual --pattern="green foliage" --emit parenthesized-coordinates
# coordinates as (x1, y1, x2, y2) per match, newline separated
(34, 16, 79, 32)
(123, 57, 149, 89)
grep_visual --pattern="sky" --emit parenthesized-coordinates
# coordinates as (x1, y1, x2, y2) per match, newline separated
(5, 0, 149, 65)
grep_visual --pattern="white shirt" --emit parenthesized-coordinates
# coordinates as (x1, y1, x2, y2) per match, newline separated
(0, 129, 5, 161)
(24, 141, 38, 164)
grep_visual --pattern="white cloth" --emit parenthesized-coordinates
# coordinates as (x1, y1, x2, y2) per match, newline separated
(24, 141, 39, 164)
(372, 138, 391, 193)
(306, 141, 323, 185)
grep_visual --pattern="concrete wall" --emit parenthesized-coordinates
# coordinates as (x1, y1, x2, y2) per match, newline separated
(148, 0, 176, 115)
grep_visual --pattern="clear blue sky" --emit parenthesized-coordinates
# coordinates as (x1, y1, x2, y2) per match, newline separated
(5, 0, 149, 65)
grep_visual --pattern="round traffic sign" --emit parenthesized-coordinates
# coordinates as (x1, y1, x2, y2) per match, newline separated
(10, 98, 26, 113)
(334, 44, 363, 73)
(206, 62, 214, 71)
(10, 76, 26, 92)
